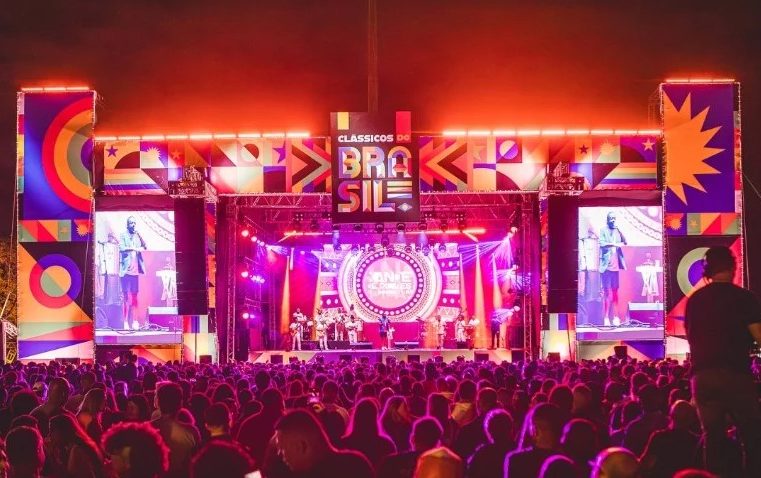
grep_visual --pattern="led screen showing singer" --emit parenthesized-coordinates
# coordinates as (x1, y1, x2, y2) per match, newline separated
(94, 211, 181, 345)
(576, 206, 664, 341)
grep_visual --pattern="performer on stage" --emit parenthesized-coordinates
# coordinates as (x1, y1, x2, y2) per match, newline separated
(600, 211, 627, 326)
(335, 309, 346, 341)
(386, 323, 395, 350)
(346, 315, 358, 345)
(415, 316, 427, 348)
(455, 314, 467, 344)
(466, 314, 480, 349)
(356, 315, 364, 343)
(379, 313, 391, 350)
(315, 309, 328, 351)
(490, 311, 502, 349)
(291, 308, 305, 351)
(119, 216, 146, 331)
(435, 315, 446, 349)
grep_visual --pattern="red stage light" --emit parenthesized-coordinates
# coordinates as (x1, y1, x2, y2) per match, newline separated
(241, 229, 250, 238)
(240, 271, 249, 278)
(241, 312, 250, 320)
(251, 236, 257, 243)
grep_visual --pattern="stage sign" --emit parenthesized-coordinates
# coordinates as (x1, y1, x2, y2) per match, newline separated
(330, 111, 419, 223)
(337, 245, 441, 322)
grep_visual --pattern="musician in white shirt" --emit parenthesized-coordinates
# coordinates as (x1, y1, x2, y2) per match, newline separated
(291, 308, 305, 350)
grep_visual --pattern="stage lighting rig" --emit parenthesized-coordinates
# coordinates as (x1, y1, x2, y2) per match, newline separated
(240, 229, 250, 238)
(396, 223, 406, 232)
(353, 224, 363, 232)
(351, 244, 360, 255)
(418, 220, 428, 231)
(381, 234, 390, 248)
(455, 212, 466, 231)
(374, 222, 384, 234)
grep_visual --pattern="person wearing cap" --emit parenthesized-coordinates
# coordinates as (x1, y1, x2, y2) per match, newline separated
(685, 246, 761, 477)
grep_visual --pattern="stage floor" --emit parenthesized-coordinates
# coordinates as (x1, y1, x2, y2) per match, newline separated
(575, 325, 664, 341)
(249, 348, 515, 364)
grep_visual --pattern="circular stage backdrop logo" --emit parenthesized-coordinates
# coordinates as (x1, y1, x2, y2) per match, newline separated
(338, 246, 441, 322)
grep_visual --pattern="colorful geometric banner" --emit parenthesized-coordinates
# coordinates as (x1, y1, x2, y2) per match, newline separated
(17, 91, 96, 360)
(664, 235, 743, 337)
(99, 133, 659, 196)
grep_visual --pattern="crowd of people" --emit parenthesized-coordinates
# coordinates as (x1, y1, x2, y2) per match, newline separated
(0, 352, 757, 478)
(0, 248, 758, 478)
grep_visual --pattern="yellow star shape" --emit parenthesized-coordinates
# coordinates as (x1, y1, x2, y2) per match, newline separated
(663, 92, 723, 204)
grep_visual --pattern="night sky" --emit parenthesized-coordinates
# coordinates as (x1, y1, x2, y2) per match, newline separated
(1, 0, 760, 288)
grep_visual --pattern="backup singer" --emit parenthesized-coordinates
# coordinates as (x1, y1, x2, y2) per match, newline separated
(119, 216, 146, 331)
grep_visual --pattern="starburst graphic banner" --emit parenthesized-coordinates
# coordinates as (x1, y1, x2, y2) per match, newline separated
(16, 91, 96, 360)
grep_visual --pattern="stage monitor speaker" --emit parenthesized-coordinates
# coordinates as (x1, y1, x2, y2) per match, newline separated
(270, 354, 283, 364)
(614, 345, 628, 359)
(328, 340, 350, 349)
(547, 352, 561, 363)
(407, 354, 421, 363)
(55, 358, 81, 365)
(339, 354, 352, 362)
(547, 195, 579, 313)
(174, 198, 209, 315)
(302, 340, 318, 351)
(511, 350, 525, 362)
(628, 303, 664, 327)
(353, 342, 373, 350)
(199, 355, 213, 364)
(475, 353, 489, 362)
(395, 341, 418, 349)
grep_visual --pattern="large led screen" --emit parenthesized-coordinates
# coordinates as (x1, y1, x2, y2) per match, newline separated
(94, 211, 181, 345)
(576, 206, 664, 341)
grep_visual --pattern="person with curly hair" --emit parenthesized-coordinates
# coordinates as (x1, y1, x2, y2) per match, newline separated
(102, 422, 169, 478)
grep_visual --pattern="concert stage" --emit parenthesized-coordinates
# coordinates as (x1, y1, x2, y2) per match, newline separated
(249, 348, 514, 364)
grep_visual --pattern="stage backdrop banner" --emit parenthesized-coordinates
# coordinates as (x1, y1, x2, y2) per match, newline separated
(16, 91, 96, 360)
(330, 111, 419, 223)
(661, 82, 743, 338)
